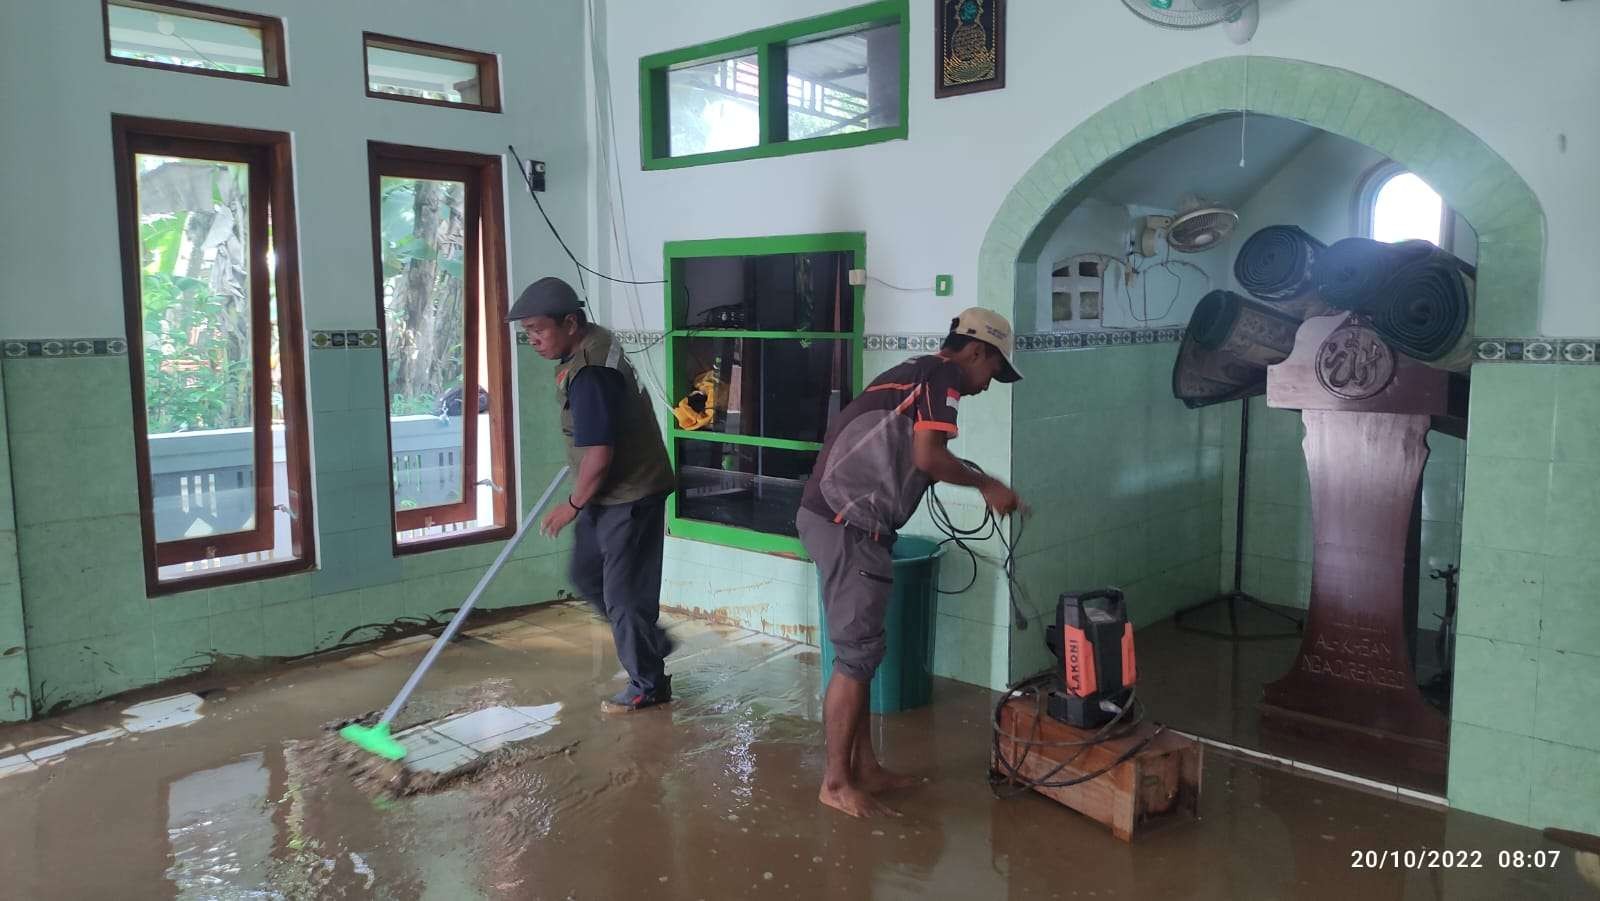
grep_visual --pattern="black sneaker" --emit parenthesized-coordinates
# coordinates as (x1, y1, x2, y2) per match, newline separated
(600, 675, 673, 714)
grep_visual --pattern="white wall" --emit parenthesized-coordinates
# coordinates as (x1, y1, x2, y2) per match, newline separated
(594, 0, 1600, 337)
(1031, 200, 1227, 333)
(0, 0, 591, 337)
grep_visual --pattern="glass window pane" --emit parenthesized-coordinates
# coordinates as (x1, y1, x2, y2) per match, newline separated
(679, 251, 856, 333)
(668, 54, 760, 157)
(1372, 173, 1443, 247)
(107, 3, 269, 76)
(379, 176, 471, 517)
(786, 24, 901, 140)
(366, 46, 484, 106)
(135, 154, 261, 543)
(676, 337, 851, 443)
(675, 441, 815, 536)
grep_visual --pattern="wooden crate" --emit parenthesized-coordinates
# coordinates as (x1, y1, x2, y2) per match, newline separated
(991, 696, 1202, 842)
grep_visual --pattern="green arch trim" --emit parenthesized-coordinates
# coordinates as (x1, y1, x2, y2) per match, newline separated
(976, 56, 1545, 338)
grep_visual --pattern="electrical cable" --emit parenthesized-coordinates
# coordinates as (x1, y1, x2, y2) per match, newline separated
(926, 459, 1036, 632)
(507, 145, 666, 291)
(987, 673, 1163, 799)
(866, 275, 933, 294)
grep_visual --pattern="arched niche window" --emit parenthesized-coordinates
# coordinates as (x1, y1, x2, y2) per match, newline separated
(1357, 164, 1453, 249)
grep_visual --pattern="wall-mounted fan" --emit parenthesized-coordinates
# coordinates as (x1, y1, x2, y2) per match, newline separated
(1135, 196, 1238, 255)
(1120, 0, 1261, 44)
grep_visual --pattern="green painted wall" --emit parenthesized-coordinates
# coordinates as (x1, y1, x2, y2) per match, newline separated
(1009, 343, 1225, 679)
(3, 346, 572, 714)
(1448, 362, 1600, 837)
(0, 362, 28, 722)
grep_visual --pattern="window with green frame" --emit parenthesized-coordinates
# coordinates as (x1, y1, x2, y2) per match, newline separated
(664, 233, 866, 555)
(639, 0, 908, 170)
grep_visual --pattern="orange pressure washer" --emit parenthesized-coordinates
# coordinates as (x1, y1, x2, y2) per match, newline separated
(1044, 588, 1137, 729)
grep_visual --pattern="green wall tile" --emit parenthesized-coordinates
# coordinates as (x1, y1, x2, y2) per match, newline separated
(26, 642, 93, 713)
(1540, 556, 1600, 654)
(1, 357, 135, 436)
(153, 616, 211, 679)
(1543, 463, 1600, 560)
(1529, 739, 1600, 837)
(1552, 366, 1600, 464)
(8, 428, 140, 526)
(1466, 365, 1557, 460)
(1451, 635, 1540, 736)
(210, 608, 264, 658)
(1533, 648, 1600, 751)
(0, 654, 32, 721)
(1460, 456, 1550, 555)
(261, 598, 316, 658)
(1447, 721, 1533, 824)
(1456, 544, 1544, 645)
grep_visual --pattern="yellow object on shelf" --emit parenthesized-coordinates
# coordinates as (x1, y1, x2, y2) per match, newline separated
(672, 369, 720, 431)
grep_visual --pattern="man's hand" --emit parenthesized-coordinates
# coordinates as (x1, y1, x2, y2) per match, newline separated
(542, 502, 579, 537)
(979, 478, 1022, 517)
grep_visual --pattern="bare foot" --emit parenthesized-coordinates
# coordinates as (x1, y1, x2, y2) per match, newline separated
(818, 781, 902, 818)
(853, 765, 923, 795)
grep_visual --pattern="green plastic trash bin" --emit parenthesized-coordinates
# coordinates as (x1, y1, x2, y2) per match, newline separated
(818, 535, 945, 714)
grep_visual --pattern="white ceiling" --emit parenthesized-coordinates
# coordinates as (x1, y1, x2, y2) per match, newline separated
(1086, 114, 1340, 210)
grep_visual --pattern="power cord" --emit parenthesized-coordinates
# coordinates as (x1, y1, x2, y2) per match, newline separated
(508, 144, 665, 292)
(926, 459, 1035, 631)
(988, 673, 1161, 799)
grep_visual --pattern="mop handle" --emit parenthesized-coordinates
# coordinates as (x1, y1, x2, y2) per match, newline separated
(376, 465, 571, 727)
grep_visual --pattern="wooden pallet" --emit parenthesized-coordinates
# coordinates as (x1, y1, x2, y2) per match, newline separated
(991, 696, 1202, 842)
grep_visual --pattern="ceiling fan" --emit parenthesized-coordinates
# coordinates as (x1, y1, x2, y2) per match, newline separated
(1120, 0, 1261, 45)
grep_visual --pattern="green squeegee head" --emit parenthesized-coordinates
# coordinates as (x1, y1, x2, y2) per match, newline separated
(340, 722, 407, 761)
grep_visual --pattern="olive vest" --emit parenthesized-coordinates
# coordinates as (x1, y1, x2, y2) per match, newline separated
(557, 326, 676, 506)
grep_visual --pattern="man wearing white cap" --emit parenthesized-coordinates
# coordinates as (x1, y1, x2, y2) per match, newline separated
(798, 307, 1025, 818)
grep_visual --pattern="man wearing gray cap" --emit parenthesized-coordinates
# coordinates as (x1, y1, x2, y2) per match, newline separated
(509, 277, 678, 713)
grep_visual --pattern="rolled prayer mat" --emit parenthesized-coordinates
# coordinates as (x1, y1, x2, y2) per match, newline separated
(1233, 225, 1327, 306)
(1172, 290, 1304, 409)
(1366, 259, 1475, 371)
(1311, 237, 1437, 312)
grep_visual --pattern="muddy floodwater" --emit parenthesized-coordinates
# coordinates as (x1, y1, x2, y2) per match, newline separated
(0, 602, 1592, 899)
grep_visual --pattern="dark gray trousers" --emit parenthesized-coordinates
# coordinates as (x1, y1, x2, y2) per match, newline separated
(569, 492, 670, 694)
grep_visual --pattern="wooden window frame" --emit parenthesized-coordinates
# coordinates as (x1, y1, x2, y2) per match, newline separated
(112, 115, 315, 596)
(362, 33, 502, 114)
(102, 0, 288, 86)
(367, 142, 516, 554)
(662, 233, 866, 557)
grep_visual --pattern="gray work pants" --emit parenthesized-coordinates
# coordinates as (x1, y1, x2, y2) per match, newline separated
(569, 492, 670, 694)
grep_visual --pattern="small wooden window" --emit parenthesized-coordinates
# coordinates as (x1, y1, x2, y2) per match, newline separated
(103, 0, 287, 85)
(363, 33, 501, 113)
(112, 116, 313, 594)
(368, 144, 515, 553)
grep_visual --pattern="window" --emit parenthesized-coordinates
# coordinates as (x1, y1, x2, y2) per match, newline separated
(1050, 255, 1105, 330)
(363, 34, 501, 113)
(1359, 165, 1451, 248)
(641, 0, 907, 169)
(368, 144, 515, 551)
(103, 0, 287, 85)
(664, 234, 865, 555)
(112, 116, 312, 593)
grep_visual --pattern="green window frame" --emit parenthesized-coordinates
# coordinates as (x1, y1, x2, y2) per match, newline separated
(663, 232, 867, 556)
(639, 0, 909, 170)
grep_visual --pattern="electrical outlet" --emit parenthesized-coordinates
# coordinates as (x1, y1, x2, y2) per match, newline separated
(523, 159, 546, 192)
(935, 274, 953, 296)
(848, 268, 867, 286)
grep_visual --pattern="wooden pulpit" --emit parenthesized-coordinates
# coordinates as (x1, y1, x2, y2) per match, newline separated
(1259, 314, 1464, 783)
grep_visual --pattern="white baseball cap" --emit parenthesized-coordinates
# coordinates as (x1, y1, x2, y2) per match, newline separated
(950, 307, 1023, 383)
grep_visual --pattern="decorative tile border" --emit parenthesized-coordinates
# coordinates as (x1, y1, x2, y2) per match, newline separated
(2, 338, 127, 358)
(309, 330, 380, 350)
(1014, 327, 1184, 351)
(864, 334, 945, 352)
(1473, 338, 1599, 364)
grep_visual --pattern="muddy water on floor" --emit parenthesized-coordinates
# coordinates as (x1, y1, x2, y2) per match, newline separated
(0, 602, 1592, 900)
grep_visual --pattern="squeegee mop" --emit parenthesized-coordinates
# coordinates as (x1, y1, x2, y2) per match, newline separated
(340, 466, 571, 761)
